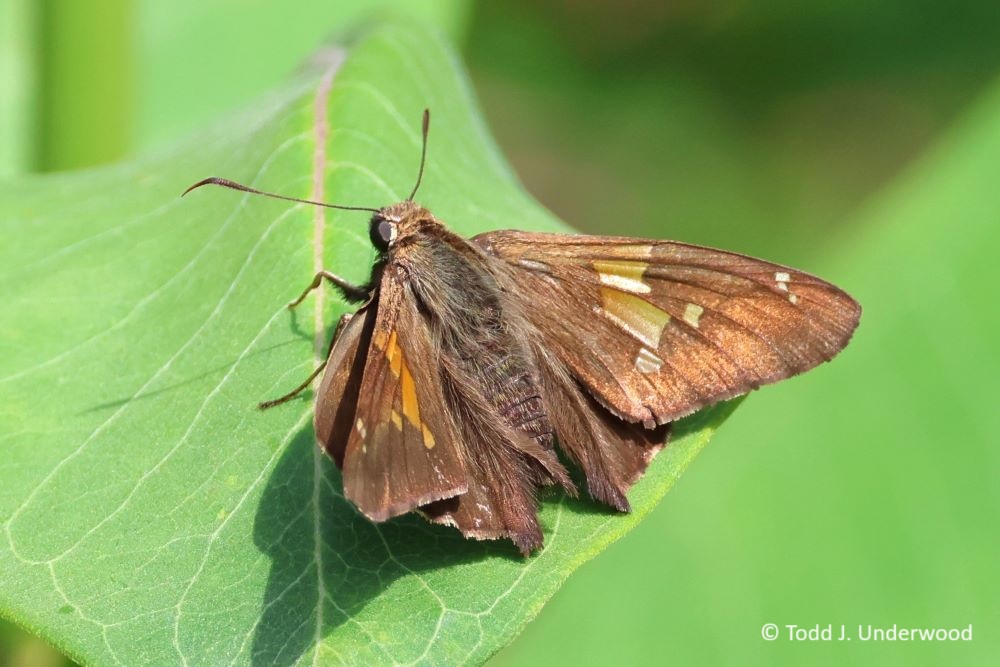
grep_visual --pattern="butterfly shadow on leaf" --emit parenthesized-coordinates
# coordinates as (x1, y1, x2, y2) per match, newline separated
(250, 423, 527, 667)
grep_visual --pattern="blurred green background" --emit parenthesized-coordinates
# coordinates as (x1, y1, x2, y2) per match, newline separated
(2, 0, 997, 665)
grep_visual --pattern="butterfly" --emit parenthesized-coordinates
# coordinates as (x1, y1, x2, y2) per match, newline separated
(185, 110, 860, 555)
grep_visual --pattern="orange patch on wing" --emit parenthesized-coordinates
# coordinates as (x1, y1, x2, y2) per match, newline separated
(386, 331, 402, 377)
(382, 328, 437, 450)
(421, 424, 436, 449)
(400, 363, 421, 429)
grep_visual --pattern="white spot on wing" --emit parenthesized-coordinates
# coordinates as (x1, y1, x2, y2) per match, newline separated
(683, 303, 704, 328)
(593, 259, 651, 294)
(634, 347, 664, 374)
(775, 271, 790, 292)
(355, 418, 367, 439)
(598, 272, 651, 294)
(789, 293, 799, 304)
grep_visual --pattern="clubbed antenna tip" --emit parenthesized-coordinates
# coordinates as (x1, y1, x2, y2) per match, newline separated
(407, 108, 431, 201)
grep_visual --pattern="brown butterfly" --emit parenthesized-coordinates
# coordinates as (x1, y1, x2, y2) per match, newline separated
(185, 110, 860, 555)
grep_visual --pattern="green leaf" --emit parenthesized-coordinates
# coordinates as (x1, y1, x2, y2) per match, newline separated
(0, 22, 738, 665)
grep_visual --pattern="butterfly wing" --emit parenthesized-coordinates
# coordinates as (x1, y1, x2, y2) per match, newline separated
(314, 308, 374, 468)
(475, 230, 861, 426)
(532, 347, 669, 511)
(340, 271, 469, 521)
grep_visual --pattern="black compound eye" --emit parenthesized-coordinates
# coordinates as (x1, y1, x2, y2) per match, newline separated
(369, 216, 396, 250)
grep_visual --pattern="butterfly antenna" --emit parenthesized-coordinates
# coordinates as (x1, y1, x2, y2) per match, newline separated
(407, 108, 430, 201)
(181, 177, 380, 213)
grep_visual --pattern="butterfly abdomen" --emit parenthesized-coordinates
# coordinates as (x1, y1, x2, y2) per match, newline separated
(409, 234, 555, 447)
(479, 351, 553, 446)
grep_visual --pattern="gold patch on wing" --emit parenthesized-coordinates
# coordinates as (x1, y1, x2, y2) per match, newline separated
(634, 347, 664, 374)
(400, 362, 421, 431)
(593, 260, 651, 294)
(373, 329, 389, 350)
(386, 331, 402, 377)
(599, 287, 670, 348)
(683, 303, 704, 328)
(384, 330, 438, 449)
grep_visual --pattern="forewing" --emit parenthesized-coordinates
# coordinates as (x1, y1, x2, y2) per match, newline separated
(342, 271, 469, 521)
(476, 230, 861, 425)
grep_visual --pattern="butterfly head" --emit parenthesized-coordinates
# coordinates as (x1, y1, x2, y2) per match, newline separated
(369, 200, 433, 252)
(369, 107, 435, 254)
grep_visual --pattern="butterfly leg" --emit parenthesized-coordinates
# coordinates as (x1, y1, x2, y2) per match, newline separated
(258, 313, 354, 410)
(287, 270, 368, 307)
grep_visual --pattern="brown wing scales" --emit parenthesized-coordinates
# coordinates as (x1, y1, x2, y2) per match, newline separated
(316, 226, 857, 555)
(534, 349, 668, 511)
(340, 277, 468, 522)
(476, 230, 861, 425)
